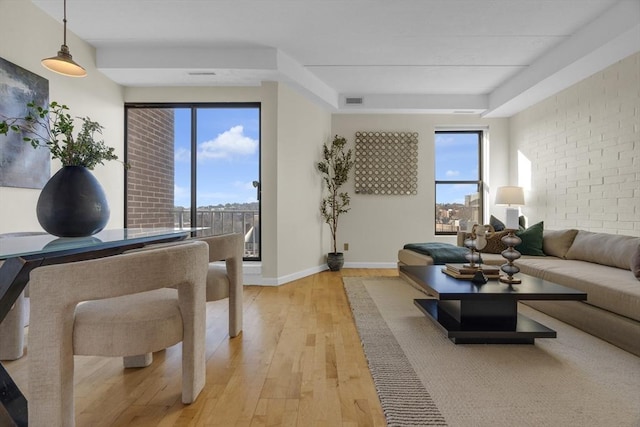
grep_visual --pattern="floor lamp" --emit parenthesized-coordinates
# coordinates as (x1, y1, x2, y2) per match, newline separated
(495, 186, 525, 284)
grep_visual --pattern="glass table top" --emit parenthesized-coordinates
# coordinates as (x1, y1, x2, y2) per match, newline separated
(0, 228, 201, 259)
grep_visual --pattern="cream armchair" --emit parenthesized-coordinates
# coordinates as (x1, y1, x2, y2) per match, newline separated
(27, 240, 209, 427)
(197, 233, 244, 337)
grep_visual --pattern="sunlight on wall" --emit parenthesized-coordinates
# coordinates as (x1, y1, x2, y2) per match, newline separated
(517, 150, 532, 190)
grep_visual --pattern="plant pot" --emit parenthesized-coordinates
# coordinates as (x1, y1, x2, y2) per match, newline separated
(327, 252, 344, 271)
(36, 166, 110, 237)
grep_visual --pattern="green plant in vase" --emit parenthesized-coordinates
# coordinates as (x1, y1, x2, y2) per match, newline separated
(317, 135, 354, 271)
(1, 101, 128, 237)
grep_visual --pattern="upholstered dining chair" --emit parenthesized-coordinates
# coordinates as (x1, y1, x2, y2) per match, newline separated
(27, 240, 209, 427)
(196, 233, 244, 337)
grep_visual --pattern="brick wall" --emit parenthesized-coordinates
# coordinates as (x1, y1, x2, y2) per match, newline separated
(511, 52, 640, 236)
(126, 109, 175, 228)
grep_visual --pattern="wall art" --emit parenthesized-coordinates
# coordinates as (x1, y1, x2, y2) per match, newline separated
(354, 131, 418, 195)
(0, 57, 50, 189)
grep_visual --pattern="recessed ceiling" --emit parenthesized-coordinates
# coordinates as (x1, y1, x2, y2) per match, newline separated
(32, 0, 640, 116)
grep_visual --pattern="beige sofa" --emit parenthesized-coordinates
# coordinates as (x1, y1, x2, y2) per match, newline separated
(398, 229, 640, 357)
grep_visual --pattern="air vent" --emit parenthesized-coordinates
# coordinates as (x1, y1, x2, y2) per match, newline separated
(345, 97, 363, 105)
(453, 110, 476, 114)
(188, 72, 217, 76)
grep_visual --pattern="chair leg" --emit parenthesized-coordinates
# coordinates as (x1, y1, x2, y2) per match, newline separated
(227, 256, 243, 338)
(28, 298, 76, 427)
(0, 293, 26, 360)
(178, 282, 206, 404)
(123, 353, 153, 368)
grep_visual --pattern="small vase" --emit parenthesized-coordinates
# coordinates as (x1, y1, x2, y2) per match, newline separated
(36, 166, 110, 237)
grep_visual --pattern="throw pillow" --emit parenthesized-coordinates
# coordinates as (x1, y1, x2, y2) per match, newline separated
(515, 221, 545, 256)
(481, 230, 509, 254)
(632, 244, 640, 281)
(543, 229, 579, 258)
(518, 215, 527, 229)
(489, 215, 505, 231)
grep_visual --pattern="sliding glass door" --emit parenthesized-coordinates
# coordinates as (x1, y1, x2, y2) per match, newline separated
(125, 103, 261, 260)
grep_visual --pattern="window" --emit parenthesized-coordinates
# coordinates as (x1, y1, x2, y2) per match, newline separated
(125, 103, 261, 260)
(434, 130, 483, 235)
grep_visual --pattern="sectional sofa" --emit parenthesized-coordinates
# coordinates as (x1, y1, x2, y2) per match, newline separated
(397, 228, 640, 357)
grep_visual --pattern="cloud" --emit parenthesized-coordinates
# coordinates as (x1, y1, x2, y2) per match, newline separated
(175, 147, 190, 162)
(445, 170, 460, 177)
(198, 125, 258, 160)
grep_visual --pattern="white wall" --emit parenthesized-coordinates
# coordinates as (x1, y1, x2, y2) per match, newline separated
(274, 83, 332, 282)
(331, 114, 510, 266)
(510, 52, 640, 236)
(0, 0, 125, 233)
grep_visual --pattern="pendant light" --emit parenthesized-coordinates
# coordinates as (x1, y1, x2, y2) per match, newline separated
(41, 0, 87, 77)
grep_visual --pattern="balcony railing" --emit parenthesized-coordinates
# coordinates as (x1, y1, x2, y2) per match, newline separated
(174, 208, 260, 259)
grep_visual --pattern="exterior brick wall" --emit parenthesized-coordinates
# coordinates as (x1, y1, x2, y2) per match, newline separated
(511, 52, 640, 236)
(126, 109, 175, 228)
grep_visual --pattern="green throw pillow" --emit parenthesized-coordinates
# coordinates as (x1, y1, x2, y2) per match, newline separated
(515, 221, 545, 256)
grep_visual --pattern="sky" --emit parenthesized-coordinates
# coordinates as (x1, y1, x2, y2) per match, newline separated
(173, 111, 478, 208)
(434, 132, 480, 205)
(174, 107, 260, 208)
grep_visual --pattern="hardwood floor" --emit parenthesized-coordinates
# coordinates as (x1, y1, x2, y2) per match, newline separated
(4, 268, 397, 426)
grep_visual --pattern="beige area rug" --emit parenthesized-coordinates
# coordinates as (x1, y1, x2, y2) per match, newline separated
(343, 276, 640, 427)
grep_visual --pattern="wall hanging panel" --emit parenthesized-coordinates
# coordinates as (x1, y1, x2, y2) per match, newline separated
(354, 131, 418, 195)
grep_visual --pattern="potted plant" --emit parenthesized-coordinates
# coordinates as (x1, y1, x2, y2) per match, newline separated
(317, 135, 354, 271)
(0, 101, 127, 237)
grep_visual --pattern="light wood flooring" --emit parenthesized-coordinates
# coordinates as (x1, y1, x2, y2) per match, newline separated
(4, 268, 397, 426)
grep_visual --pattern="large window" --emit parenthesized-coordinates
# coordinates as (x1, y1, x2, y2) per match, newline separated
(125, 103, 261, 260)
(434, 130, 483, 235)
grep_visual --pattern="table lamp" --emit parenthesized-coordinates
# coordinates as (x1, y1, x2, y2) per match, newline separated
(495, 186, 525, 284)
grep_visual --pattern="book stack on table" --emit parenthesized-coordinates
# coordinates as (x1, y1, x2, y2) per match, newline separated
(441, 263, 501, 280)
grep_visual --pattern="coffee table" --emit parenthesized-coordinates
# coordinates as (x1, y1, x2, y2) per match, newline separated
(399, 265, 587, 344)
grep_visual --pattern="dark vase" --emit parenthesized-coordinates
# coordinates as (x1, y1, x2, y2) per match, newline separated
(327, 252, 344, 271)
(36, 166, 110, 237)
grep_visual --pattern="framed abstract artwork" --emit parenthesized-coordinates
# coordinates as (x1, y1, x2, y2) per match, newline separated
(0, 57, 50, 189)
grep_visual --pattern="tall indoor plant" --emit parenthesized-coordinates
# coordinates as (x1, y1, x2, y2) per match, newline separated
(317, 135, 354, 271)
(1, 101, 126, 237)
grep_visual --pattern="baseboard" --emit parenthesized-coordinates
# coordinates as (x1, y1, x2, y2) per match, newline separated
(344, 261, 398, 269)
(260, 264, 328, 286)
(246, 262, 397, 286)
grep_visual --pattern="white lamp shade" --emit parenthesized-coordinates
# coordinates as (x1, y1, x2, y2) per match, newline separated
(495, 186, 525, 206)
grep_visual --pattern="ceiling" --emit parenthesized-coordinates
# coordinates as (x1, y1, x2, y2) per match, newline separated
(33, 0, 640, 116)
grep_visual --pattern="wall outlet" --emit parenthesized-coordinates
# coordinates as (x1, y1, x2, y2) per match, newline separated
(344, 243, 349, 251)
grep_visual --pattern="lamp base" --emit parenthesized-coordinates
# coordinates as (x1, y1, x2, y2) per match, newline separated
(500, 229, 522, 285)
(499, 275, 522, 285)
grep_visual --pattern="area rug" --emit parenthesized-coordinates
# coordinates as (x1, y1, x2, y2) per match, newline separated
(343, 276, 640, 427)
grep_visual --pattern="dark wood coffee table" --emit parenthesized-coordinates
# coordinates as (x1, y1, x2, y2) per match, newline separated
(400, 265, 587, 344)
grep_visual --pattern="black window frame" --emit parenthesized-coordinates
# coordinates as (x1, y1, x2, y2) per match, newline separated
(434, 130, 484, 236)
(124, 102, 262, 261)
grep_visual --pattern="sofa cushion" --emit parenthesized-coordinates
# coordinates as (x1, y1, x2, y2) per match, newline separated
(565, 231, 640, 270)
(516, 258, 640, 322)
(490, 215, 506, 231)
(490, 215, 526, 232)
(515, 221, 545, 256)
(543, 229, 579, 259)
(398, 249, 434, 266)
(632, 243, 640, 281)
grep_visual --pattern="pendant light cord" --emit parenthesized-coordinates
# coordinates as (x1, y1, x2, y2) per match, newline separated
(63, 0, 68, 46)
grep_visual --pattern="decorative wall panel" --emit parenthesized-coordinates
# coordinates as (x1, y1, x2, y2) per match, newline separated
(354, 131, 418, 195)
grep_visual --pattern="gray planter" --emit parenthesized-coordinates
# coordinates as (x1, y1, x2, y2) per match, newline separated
(327, 252, 344, 271)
